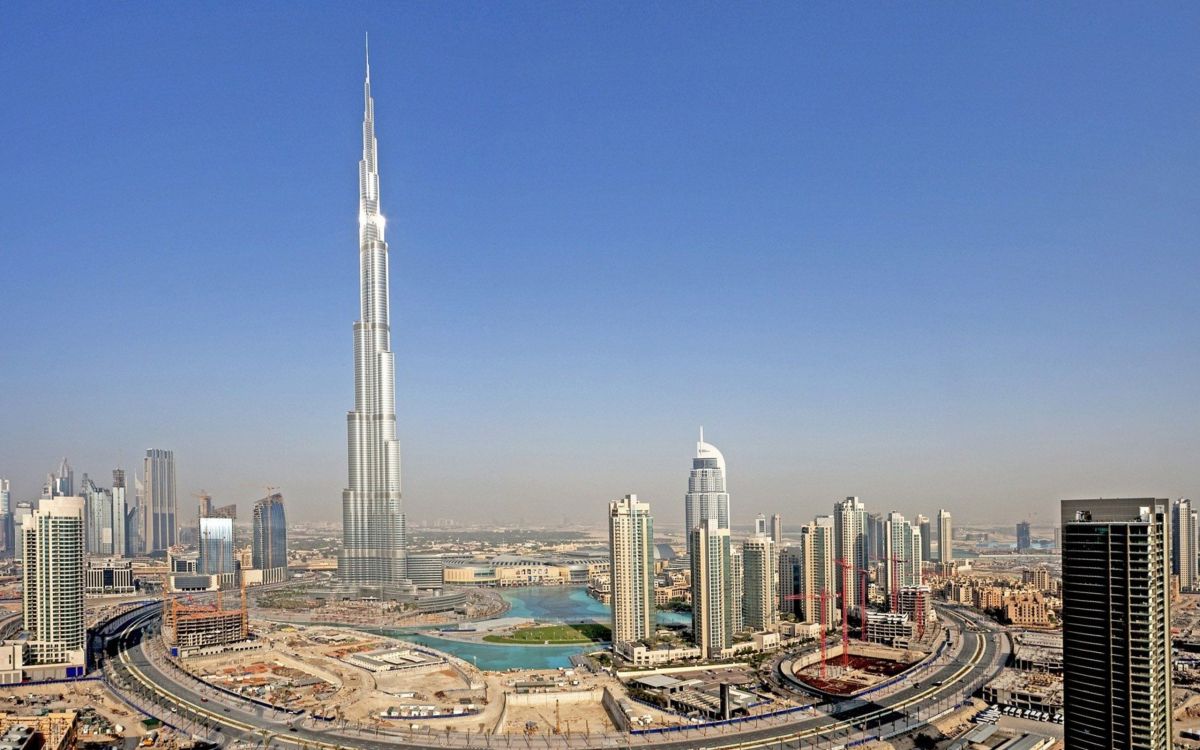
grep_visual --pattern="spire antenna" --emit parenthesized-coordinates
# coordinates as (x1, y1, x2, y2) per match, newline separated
(365, 32, 370, 80)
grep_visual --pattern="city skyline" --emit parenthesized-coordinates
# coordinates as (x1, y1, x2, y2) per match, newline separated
(2, 4, 1199, 526)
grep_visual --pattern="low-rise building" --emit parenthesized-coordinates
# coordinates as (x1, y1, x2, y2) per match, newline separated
(614, 641, 702, 667)
(1013, 631, 1063, 673)
(0, 710, 77, 750)
(866, 612, 915, 647)
(982, 668, 1063, 712)
(1004, 591, 1054, 627)
(85, 558, 135, 595)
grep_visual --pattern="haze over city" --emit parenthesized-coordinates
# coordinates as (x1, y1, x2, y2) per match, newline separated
(2, 3, 1198, 525)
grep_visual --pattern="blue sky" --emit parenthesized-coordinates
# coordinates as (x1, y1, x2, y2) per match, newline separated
(1, 2, 1198, 527)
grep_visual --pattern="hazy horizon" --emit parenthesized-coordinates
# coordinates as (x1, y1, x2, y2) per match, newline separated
(2, 4, 1197, 526)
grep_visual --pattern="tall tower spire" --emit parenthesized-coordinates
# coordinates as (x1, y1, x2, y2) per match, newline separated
(341, 41, 406, 588)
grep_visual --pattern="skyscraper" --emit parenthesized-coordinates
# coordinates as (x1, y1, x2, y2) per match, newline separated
(916, 514, 932, 562)
(0, 478, 11, 557)
(110, 469, 127, 559)
(754, 514, 767, 535)
(198, 516, 234, 576)
(21, 497, 85, 670)
(833, 497, 867, 612)
(684, 429, 729, 534)
(142, 449, 177, 553)
(741, 533, 776, 631)
(691, 519, 732, 659)
(781, 516, 837, 628)
(1016, 520, 1032, 552)
(608, 495, 654, 648)
(884, 511, 922, 606)
(252, 493, 288, 572)
(770, 513, 782, 546)
(80, 475, 114, 556)
(1061, 498, 1172, 749)
(340, 44, 407, 587)
(936, 508, 953, 563)
(770, 512, 784, 609)
(1172, 498, 1196, 592)
(730, 545, 744, 633)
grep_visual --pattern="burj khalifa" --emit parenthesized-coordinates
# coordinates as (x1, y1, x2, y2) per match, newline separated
(339, 42, 407, 586)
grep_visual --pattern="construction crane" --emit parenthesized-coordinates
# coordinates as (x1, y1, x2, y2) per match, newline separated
(889, 554, 903, 613)
(782, 589, 830, 679)
(859, 567, 871, 643)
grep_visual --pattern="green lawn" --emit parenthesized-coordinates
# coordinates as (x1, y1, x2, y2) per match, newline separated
(482, 623, 611, 645)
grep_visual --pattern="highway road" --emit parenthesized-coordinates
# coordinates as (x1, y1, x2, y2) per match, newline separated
(102, 604, 1006, 749)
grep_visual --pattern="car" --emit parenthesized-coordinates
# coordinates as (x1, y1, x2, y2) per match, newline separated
(288, 727, 297, 732)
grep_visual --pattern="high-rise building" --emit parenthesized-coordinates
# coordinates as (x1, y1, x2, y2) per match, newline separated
(111, 469, 127, 559)
(0, 478, 11, 558)
(690, 519, 732, 659)
(608, 494, 654, 648)
(936, 508, 953, 563)
(770, 512, 784, 609)
(21, 497, 85, 669)
(339, 46, 407, 588)
(1172, 499, 1196, 592)
(884, 511, 922, 606)
(198, 517, 234, 576)
(1061, 498, 1172, 749)
(916, 514, 932, 562)
(685, 429, 729, 534)
(1016, 520, 1032, 552)
(252, 493, 288, 572)
(730, 545, 744, 633)
(834, 497, 867, 612)
(754, 514, 767, 535)
(865, 512, 885, 562)
(142, 449, 177, 553)
(782, 516, 837, 628)
(742, 534, 776, 632)
(80, 475, 114, 556)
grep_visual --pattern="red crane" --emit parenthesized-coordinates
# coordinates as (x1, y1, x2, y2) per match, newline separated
(782, 590, 829, 679)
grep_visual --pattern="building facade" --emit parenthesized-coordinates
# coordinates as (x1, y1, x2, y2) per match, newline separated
(1061, 498, 1172, 750)
(608, 494, 655, 648)
(339, 48, 408, 587)
(1016, 520, 1032, 552)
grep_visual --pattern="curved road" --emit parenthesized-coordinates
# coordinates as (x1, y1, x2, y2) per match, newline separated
(103, 605, 1006, 749)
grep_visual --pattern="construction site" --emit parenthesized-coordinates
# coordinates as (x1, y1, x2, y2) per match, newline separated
(161, 575, 252, 657)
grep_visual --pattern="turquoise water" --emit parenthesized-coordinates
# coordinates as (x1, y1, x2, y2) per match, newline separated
(391, 586, 689, 669)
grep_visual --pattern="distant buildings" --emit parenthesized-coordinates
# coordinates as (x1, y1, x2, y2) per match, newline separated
(19, 497, 86, 676)
(936, 508, 953, 563)
(252, 493, 288, 572)
(608, 494, 654, 648)
(685, 429, 729, 533)
(691, 519, 733, 659)
(1015, 520, 1031, 552)
(0, 478, 11, 557)
(142, 449, 177, 553)
(1061, 498, 1171, 750)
